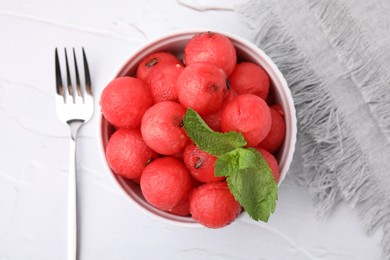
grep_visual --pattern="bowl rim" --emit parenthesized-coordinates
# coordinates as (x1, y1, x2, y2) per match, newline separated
(97, 28, 297, 227)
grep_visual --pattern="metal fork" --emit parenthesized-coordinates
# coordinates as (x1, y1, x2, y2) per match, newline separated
(55, 47, 93, 260)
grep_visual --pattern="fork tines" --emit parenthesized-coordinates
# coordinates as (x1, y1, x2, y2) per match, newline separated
(55, 47, 92, 103)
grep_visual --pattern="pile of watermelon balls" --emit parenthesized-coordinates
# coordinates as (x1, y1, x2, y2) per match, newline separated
(100, 32, 286, 228)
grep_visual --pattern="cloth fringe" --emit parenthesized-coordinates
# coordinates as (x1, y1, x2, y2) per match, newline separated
(307, 0, 390, 142)
(236, 1, 390, 259)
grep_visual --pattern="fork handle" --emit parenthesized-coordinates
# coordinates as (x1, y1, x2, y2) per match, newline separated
(68, 137, 78, 260)
(68, 121, 82, 260)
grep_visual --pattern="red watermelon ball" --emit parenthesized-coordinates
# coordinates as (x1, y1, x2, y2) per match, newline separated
(177, 62, 229, 115)
(144, 61, 184, 104)
(136, 51, 182, 82)
(184, 31, 237, 76)
(140, 157, 193, 211)
(229, 62, 270, 100)
(258, 104, 286, 153)
(105, 128, 158, 181)
(141, 101, 189, 155)
(221, 94, 272, 147)
(100, 77, 153, 128)
(190, 181, 241, 228)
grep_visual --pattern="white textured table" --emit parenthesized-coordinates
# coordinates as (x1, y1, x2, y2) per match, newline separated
(0, 1, 382, 259)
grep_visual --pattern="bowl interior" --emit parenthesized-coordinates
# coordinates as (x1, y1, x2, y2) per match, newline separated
(100, 30, 297, 226)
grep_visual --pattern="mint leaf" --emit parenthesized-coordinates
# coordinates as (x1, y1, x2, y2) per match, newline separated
(183, 108, 247, 156)
(215, 148, 278, 222)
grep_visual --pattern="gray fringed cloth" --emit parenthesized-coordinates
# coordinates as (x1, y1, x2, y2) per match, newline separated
(235, 0, 390, 259)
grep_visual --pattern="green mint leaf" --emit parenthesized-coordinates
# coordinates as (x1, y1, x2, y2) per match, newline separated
(183, 108, 247, 156)
(216, 148, 278, 222)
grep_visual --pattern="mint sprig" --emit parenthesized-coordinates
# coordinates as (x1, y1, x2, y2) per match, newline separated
(183, 108, 278, 222)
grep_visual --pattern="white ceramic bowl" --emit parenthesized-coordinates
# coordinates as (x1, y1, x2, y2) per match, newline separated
(99, 29, 297, 227)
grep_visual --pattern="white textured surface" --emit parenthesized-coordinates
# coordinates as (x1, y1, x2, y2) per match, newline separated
(0, 0, 382, 259)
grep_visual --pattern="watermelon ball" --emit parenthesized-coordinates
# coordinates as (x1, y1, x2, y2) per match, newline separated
(177, 62, 229, 115)
(141, 101, 189, 155)
(105, 128, 157, 180)
(258, 104, 286, 153)
(144, 61, 184, 104)
(140, 157, 193, 211)
(256, 148, 280, 183)
(136, 52, 181, 82)
(221, 94, 272, 147)
(190, 182, 241, 228)
(100, 77, 152, 128)
(184, 31, 237, 75)
(229, 62, 270, 100)
(183, 142, 225, 183)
